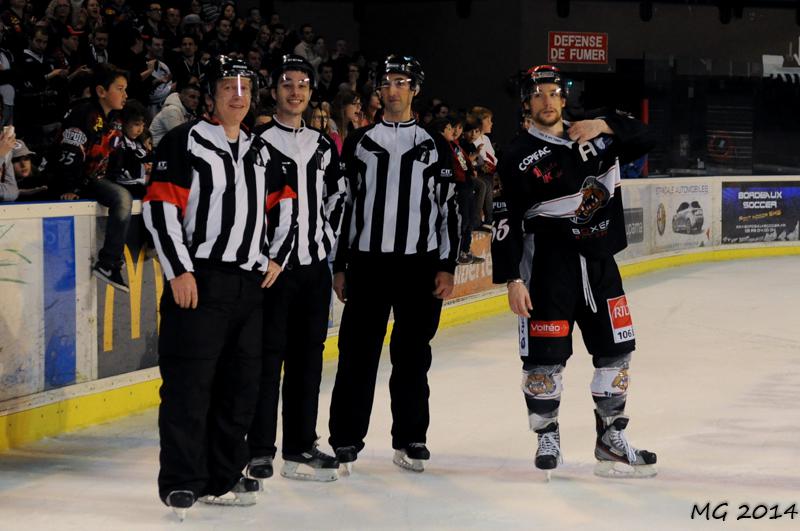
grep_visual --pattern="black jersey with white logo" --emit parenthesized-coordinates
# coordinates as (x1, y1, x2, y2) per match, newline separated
(492, 110, 655, 283)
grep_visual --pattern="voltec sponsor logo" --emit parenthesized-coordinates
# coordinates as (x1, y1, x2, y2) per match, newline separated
(62, 127, 88, 147)
(529, 320, 569, 338)
(518, 146, 552, 171)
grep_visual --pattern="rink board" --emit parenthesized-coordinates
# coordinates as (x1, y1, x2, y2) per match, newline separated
(1, 176, 800, 451)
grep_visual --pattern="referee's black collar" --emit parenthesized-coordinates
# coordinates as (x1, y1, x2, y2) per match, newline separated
(380, 117, 416, 128)
(272, 116, 306, 134)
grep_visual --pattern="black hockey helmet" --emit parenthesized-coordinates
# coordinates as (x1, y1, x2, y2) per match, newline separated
(381, 54, 425, 87)
(204, 54, 259, 103)
(520, 64, 568, 102)
(270, 53, 317, 89)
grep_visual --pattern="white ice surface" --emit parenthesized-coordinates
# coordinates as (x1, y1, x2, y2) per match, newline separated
(1, 257, 799, 530)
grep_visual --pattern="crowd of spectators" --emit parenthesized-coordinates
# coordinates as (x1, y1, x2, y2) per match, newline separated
(0, 0, 503, 265)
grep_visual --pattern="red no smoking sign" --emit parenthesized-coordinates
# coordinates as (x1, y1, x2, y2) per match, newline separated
(548, 31, 608, 64)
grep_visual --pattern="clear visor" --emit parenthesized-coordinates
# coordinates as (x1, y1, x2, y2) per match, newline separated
(531, 85, 563, 98)
(278, 72, 311, 89)
(379, 75, 413, 89)
(221, 73, 251, 96)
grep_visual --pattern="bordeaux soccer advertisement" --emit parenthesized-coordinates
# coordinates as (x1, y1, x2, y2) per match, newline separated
(721, 181, 800, 243)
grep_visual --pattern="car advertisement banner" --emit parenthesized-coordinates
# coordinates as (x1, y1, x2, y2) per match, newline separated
(653, 182, 713, 252)
(721, 181, 800, 243)
(616, 184, 649, 261)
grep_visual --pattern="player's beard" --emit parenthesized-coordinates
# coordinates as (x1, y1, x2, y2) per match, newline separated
(533, 107, 561, 128)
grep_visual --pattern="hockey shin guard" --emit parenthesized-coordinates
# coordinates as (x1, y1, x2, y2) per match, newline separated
(521, 364, 564, 431)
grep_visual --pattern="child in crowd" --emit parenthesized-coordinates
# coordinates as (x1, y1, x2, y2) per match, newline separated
(12, 140, 51, 201)
(108, 100, 150, 199)
(429, 117, 484, 265)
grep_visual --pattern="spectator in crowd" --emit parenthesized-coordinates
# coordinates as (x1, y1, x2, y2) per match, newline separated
(161, 6, 182, 50)
(52, 64, 132, 291)
(0, 44, 14, 126)
(245, 47, 269, 100)
(179, 14, 204, 46)
(239, 7, 262, 47)
(330, 89, 361, 144)
(76, 0, 104, 33)
(264, 23, 286, 70)
(461, 117, 490, 232)
(315, 62, 337, 104)
(219, 1, 236, 22)
(17, 27, 65, 147)
(339, 62, 360, 93)
(139, 2, 162, 40)
(170, 34, 201, 87)
(205, 16, 237, 56)
(50, 25, 88, 78)
(0, 124, 18, 201)
(293, 23, 321, 70)
(12, 139, 51, 201)
(443, 115, 484, 264)
(86, 25, 110, 66)
(145, 34, 174, 115)
(1, 0, 31, 58)
(108, 99, 149, 199)
(329, 39, 350, 85)
(468, 106, 496, 231)
(432, 102, 449, 119)
(46, 0, 72, 36)
(313, 35, 329, 66)
(150, 81, 200, 147)
(114, 27, 151, 103)
(362, 91, 381, 125)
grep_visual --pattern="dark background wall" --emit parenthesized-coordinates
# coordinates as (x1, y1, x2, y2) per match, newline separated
(242, 1, 800, 168)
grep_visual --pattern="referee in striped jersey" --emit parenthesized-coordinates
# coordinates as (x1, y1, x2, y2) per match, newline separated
(246, 55, 346, 482)
(143, 56, 297, 516)
(328, 55, 461, 473)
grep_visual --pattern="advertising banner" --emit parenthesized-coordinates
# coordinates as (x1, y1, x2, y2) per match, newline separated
(96, 215, 160, 378)
(653, 182, 713, 252)
(548, 31, 608, 64)
(721, 181, 800, 243)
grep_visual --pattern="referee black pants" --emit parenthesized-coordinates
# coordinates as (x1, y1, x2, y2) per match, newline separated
(328, 252, 443, 452)
(157, 263, 263, 503)
(249, 260, 332, 457)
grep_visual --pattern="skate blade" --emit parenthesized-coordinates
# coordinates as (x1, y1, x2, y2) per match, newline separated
(198, 491, 258, 506)
(339, 462, 353, 477)
(393, 451, 424, 473)
(281, 462, 339, 482)
(544, 470, 552, 482)
(172, 507, 187, 522)
(594, 460, 657, 479)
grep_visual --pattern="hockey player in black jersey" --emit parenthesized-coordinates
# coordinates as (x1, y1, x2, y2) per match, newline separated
(491, 65, 657, 479)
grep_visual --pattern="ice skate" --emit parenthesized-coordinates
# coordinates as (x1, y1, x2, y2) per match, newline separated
(246, 455, 274, 480)
(392, 443, 430, 473)
(199, 477, 260, 506)
(534, 422, 562, 482)
(281, 446, 339, 482)
(335, 446, 358, 476)
(594, 412, 657, 479)
(165, 490, 195, 522)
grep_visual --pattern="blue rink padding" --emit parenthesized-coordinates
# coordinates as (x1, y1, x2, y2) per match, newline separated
(43, 217, 77, 390)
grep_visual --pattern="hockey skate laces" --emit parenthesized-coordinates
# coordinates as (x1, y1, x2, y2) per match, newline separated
(579, 255, 598, 313)
(539, 431, 560, 457)
(610, 427, 638, 464)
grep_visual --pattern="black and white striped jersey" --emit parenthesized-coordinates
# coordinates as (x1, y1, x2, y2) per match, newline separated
(333, 118, 460, 274)
(142, 118, 297, 280)
(256, 118, 346, 266)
